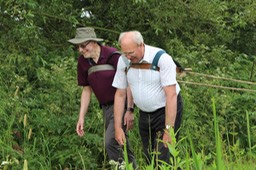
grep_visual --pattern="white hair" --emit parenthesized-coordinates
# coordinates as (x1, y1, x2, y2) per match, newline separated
(118, 31, 144, 45)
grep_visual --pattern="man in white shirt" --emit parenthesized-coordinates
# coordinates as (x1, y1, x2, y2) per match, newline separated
(113, 30, 183, 166)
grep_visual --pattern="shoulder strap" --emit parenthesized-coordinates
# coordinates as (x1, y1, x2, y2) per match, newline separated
(126, 50, 185, 74)
(151, 50, 166, 70)
(88, 64, 115, 76)
(152, 50, 185, 73)
(88, 51, 121, 76)
(106, 51, 122, 64)
(126, 50, 166, 72)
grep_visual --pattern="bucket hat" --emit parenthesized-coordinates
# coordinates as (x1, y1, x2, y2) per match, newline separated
(68, 27, 103, 44)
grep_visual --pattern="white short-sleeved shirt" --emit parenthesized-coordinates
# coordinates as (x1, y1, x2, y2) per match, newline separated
(112, 45, 180, 112)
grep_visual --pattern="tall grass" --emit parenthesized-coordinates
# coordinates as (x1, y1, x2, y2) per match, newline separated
(246, 110, 252, 153)
(212, 98, 225, 170)
(1, 95, 255, 169)
(189, 135, 203, 170)
(117, 98, 255, 170)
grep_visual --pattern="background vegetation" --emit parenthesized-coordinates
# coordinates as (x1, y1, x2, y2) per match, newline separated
(0, 0, 255, 169)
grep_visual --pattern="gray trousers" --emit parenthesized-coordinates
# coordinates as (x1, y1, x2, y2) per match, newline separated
(102, 104, 136, 167)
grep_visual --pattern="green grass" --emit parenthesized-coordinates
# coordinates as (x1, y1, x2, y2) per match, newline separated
(0, 87, 255, 170)
(115, 98, 256, 170)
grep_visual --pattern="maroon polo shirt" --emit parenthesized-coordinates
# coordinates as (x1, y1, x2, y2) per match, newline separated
(77, 45, 120, 105)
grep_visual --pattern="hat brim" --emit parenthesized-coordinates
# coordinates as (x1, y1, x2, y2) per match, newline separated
(68, 38, 103, 44)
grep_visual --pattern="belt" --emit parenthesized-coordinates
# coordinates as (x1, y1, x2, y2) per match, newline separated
(140, 107, 165, 114)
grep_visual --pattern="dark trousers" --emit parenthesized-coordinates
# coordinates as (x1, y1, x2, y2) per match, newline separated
(102, 104, 136, 168)
(139, 93, 183, 165)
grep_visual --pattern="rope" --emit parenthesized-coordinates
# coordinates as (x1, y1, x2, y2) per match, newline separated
(186, 71, 256, 85)
(177, 69, 256, 92)
(178, 80, 256, 93)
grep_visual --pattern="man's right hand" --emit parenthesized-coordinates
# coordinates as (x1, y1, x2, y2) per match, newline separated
(76, 121, 84, 137)
(115, 127, 126, 145)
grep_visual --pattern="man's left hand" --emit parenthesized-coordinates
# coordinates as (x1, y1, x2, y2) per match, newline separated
(163, 131, 172, 148)
(124, 111, 134, 131)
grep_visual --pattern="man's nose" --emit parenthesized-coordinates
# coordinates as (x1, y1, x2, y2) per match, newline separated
(78, 47, 83, 52)
(126, 54, 133, 60)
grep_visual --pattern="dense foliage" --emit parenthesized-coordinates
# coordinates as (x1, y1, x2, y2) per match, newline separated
(0, 0, 255, 169)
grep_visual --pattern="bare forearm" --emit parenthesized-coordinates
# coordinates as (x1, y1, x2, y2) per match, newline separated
(79, 86, 91, 119)
(166, 95, 177, 128)
(114, 89, 126, 129)
(126, 86, 134, 109)
(76, 86, 92, 136)
(164, 85, 177, 128)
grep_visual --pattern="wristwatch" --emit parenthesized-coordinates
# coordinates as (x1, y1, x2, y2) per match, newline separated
(165, 125, 172, 130)
(127, 107, 134, 112)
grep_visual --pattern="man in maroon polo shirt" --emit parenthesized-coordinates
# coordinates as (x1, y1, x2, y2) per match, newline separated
(68, 27, 136, 167)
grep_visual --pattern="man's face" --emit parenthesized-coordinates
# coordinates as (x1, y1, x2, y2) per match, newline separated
(77, 41, 94, 58)
(121, 43, 143, 63)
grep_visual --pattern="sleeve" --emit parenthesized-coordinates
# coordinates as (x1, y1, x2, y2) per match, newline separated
(112, 56, 128, 89)
(158, 53, 177, 87)
(77, 57, 89, 86)
(110, 52, 121, 69)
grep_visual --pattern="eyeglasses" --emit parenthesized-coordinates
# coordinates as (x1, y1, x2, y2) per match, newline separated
(123, 50, 136, 56)
(122, 45, 141, 56)
(77, 41, 91, 49)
